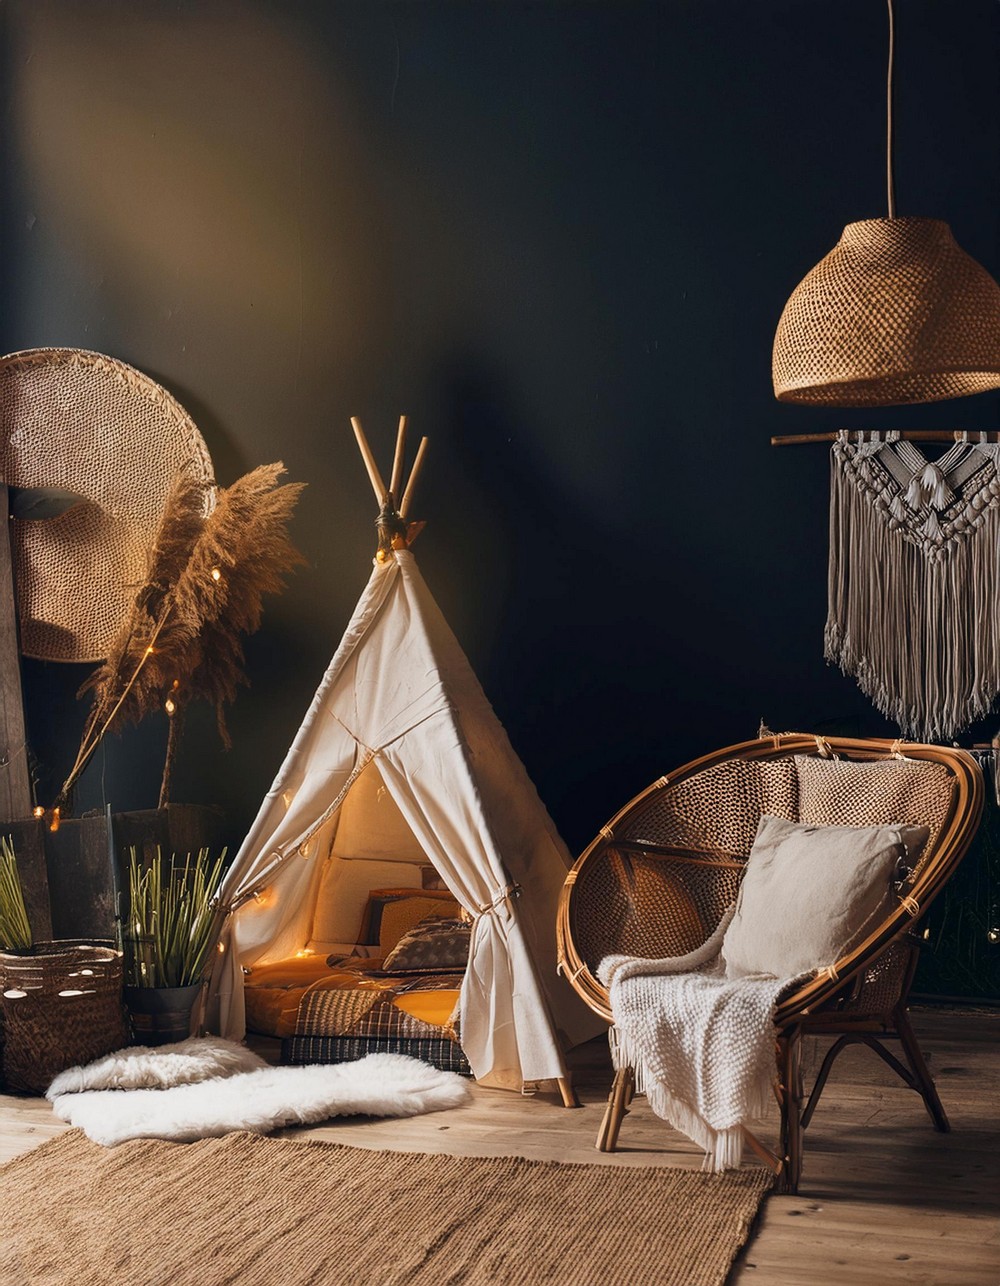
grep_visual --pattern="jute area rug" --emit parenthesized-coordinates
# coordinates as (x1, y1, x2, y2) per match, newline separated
(0, 1130, 771, 1286)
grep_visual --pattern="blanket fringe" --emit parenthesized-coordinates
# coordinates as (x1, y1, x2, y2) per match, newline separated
(644, 1059, 775, 1173)
(603, 908, 782, 1175)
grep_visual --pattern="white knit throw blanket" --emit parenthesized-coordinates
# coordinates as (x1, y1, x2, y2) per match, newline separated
(598, 909, 798, 1173)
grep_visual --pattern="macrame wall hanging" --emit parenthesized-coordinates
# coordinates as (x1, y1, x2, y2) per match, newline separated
(789, 429, 1000, 743)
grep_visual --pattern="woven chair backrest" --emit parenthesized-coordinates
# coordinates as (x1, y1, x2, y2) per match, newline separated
(558, 735, 982, 1025)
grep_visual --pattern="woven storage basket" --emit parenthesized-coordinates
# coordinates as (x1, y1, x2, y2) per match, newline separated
(773, 217, 1000, 406)
(0, 941, 129, 1094)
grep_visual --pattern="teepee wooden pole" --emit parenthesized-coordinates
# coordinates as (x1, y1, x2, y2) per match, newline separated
(351, 417, 388, 502)
(389, 416, 408, 503)
(399, 437, 429, 520)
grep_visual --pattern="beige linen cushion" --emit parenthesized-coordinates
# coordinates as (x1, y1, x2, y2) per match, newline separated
(722, 814, 929, 980)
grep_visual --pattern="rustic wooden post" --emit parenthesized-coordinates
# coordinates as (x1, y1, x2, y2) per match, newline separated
(0, 484, 33, 823)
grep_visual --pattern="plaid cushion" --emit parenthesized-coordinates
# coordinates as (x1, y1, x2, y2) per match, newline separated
(283, 1034, 471, 1076)
(296, 976, 463, 1041)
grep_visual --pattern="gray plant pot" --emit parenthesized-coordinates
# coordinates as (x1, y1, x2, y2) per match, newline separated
(124, 983, 202, 1046)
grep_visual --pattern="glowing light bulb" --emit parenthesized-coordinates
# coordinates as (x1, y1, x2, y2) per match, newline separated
(988, 927, 1000, 945)
(165, 698, 176, 715)
(211, 567, 222, 582)
(33, 806, 44, 818)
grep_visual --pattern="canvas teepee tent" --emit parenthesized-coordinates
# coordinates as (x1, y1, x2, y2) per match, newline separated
(205, 419, 596, 1095)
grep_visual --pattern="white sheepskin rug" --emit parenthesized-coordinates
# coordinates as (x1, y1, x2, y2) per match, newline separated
(50, 1052, 472, 1147)
(46, 1036, 266, 1099)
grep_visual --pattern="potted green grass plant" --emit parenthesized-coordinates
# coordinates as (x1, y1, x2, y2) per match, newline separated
(122, 846, 227, 1045)
(0, 836, 32, 953)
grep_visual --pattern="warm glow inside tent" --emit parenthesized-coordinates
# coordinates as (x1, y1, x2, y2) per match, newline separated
(204, 534, 598, 1094)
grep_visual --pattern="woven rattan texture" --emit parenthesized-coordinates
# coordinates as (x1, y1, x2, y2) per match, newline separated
(619, 757, 799, 856)
(834, 938, 912, 1016)
(573, 850, 743, 965)
(794, 755, 955, 874)
(773, 218, 1000, 406)
(794, 754, 954, 1016)
(0, 348, 214, 662)
(0, 941, 129, 1094)
(570, 749, 957, 1023)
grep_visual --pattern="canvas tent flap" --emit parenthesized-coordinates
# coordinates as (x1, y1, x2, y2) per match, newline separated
(206, 551, 600, 1089)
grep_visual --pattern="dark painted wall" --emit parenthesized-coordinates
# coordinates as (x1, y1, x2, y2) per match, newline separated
(3, 0, 998, 856)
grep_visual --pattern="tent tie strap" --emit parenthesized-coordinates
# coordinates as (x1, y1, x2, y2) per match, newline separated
(473, 883, 521, 920)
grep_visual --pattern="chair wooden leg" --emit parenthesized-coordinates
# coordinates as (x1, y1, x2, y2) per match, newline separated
(801, 1034, 855, 1130)
(596, 1066, 634, 1152)
(776, 1029, 803, 1194)
(741, 1126, 783, 1176)
(895, 1007, 949, 1132)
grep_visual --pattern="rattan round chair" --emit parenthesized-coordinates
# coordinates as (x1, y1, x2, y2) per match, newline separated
(556, 734, 983, 1193)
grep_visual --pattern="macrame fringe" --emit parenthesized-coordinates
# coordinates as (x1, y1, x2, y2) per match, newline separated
(826, 447, 1000, 742)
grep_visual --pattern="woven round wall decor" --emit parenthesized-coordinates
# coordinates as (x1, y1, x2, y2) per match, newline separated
(0, 348, 215, 663)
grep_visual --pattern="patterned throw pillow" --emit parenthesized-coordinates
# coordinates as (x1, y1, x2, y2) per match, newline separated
(381, 917, 472, 974)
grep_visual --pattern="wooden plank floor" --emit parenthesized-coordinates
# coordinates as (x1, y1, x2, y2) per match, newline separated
(1, 1007, 997, 1285)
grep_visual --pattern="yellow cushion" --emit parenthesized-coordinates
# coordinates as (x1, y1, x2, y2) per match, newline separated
(392, 989, 460, 1028)
(378, 896, 458, 953)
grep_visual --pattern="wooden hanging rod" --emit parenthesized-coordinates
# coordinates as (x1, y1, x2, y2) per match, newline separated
(771, 430, 1000, 446)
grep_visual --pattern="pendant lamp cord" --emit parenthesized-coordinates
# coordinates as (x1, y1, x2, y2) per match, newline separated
(886, 0, 896, 218)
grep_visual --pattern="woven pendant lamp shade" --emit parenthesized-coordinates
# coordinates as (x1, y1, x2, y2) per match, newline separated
(772, 217, 1000, 406)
